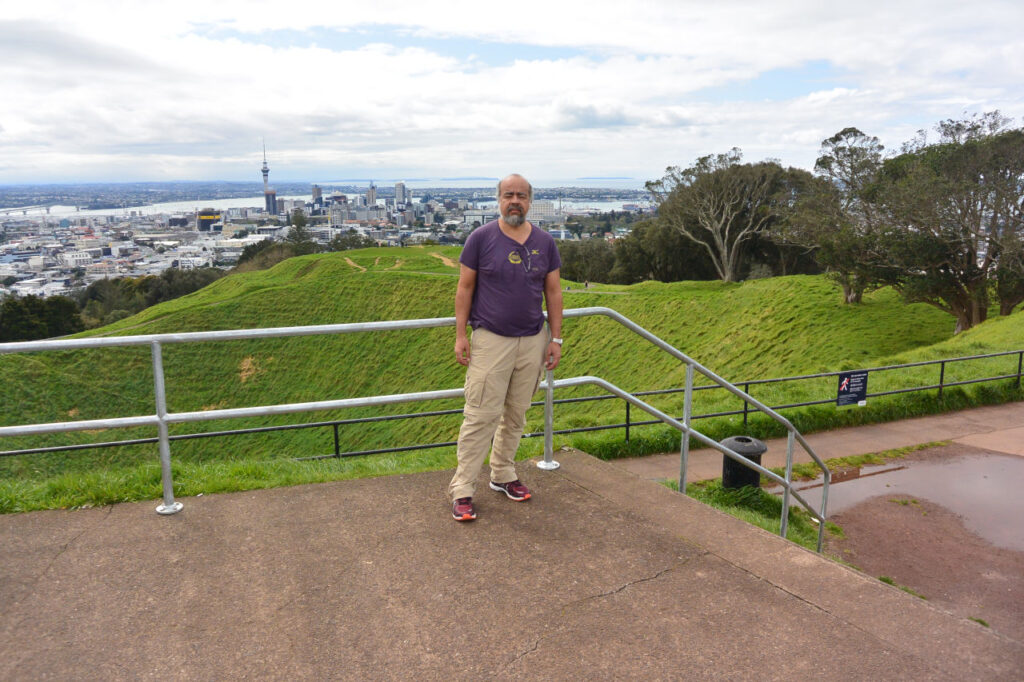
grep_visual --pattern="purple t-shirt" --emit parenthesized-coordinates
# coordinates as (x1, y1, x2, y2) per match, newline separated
(460, 221, 561, 337)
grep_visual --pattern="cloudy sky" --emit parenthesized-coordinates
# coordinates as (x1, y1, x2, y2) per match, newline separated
(2, 0, 1022, 186)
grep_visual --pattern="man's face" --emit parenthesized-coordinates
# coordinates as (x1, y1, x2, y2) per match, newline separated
(499, 176, 531, 227)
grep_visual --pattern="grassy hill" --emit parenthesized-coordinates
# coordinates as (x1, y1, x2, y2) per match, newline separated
(1, 246, 1022, 512)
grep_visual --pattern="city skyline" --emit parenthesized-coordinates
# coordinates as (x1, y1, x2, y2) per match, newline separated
(2, 1, 1022, 184)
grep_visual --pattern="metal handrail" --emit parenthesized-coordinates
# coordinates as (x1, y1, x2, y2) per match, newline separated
(556, 307, 830, 548)
(0, 307, 829, 549)
(5, 346, 1020, 458)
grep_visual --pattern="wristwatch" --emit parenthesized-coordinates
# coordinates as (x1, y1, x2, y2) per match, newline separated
(551, 337, 563, 345)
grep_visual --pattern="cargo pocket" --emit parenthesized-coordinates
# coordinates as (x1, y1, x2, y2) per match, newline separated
(464, 369, 486, 408)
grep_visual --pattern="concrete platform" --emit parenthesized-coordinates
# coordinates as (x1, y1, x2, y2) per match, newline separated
(613, 401, 1024, 483)
(1, 449, 1021, 679)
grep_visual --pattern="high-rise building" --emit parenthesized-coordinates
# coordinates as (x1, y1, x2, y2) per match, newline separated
(395, 181, 407, 205)
(312, 185, 323, 207)
(366, 182, 377, 206)
(261, 143, 277, 214)
(527, 200, 558, 224)
(197, 208, 222, 232)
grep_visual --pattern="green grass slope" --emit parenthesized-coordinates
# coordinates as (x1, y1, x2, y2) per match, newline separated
(1, 246, 1021, 511)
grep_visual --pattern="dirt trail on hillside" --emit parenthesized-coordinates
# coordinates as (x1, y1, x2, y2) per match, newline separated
(344, 257, 366, 272)
(430, 252, 457, 268)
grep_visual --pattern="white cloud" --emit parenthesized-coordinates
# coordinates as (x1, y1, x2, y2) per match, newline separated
(1, 1, 1022, 183)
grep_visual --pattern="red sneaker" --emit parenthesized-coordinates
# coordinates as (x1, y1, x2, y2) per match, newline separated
(452, 497, 477, 521)
(489, 480, 532, 501)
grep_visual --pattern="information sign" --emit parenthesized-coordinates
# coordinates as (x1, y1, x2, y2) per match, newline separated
(837, 370, 868, 406)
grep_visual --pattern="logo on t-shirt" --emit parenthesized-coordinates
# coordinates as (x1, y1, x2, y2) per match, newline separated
(508, 251, 522, 265)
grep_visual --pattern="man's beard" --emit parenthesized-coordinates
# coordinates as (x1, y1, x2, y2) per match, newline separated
(503, 205, 526, 227)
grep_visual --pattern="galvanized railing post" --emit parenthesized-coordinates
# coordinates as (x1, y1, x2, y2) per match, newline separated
(678, 363, 694, 494)
(625, 401, 631, 443)
(780, 430, 795, 538)
(817, 470, 830, 553)
(1017, 351, 1022, 388)
(537, 368, 559, 470)
(151, 340, 183, 515)
(742, 382, 750, 427)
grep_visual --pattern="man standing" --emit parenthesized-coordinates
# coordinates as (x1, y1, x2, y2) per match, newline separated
(450, 173, 563, 521)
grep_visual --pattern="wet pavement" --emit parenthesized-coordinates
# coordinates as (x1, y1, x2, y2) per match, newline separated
(767, 451, 1024, 551)
(612, 401, 1024, 485)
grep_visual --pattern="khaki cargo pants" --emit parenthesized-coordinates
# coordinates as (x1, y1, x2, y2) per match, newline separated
(448, 327, 548, 501)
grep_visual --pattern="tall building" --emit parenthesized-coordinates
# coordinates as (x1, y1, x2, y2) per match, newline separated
(395, 181, 408, 205)
(197, 208, 222, 232)
(366, 182, 377, 206)
(527, 200, 558, 224)
(262, 143, 277, 214)
(312, 185, 323, 208)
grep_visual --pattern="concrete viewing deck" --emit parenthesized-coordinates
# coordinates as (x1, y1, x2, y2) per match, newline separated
(2, 440, 1022, 679)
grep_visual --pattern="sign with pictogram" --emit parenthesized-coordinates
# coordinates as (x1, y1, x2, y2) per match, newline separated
(837, 370, 868, 406)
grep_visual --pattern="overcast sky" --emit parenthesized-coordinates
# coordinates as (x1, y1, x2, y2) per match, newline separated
(2, 0, 1022, 186)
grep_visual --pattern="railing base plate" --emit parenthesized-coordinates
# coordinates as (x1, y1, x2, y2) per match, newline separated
(536, 460, 560, 471)
(155, 501, 184, 515)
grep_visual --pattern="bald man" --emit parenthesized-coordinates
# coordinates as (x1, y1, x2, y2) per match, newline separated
(449, 174, 563, 521)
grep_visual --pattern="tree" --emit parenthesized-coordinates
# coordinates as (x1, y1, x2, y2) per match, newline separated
(0, 296, 47, 341)
(780, 128, 889, 303)
(647, 149, 801, 282)
(284, 218, 318, 256)
(0, 294, 83, 341)
(608, 219, 718, 283)
(74, 269, 225, 328)
(237, 239, 275, 265)
(876, 112, 1024, 333)
(995, 234, 1024, 315)
(326, 230, 375, 252)
(41, 295, 85, 337)
(564, 221, 584, 239)
(557, 238, 616, 284)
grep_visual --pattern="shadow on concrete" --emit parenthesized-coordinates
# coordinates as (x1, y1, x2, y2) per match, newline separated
(2, 450, 1021, 679)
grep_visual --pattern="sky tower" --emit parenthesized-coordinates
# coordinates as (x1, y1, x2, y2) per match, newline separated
(261, 141, 277, 215)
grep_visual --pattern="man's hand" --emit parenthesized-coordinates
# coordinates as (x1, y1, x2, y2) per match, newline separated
(455, 337, 471, 366)
(544, 341, 561, 370)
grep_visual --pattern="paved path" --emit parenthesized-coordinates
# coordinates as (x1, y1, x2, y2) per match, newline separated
(2, 430, 1022, 678)
(612, 401, 1024, 483)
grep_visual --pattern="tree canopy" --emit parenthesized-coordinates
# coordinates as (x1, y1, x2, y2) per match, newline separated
(873, 113, 1024, 332)
(647, 149, 813, 282)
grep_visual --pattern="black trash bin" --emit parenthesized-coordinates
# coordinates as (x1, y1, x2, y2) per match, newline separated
(720, 435, 768, 489)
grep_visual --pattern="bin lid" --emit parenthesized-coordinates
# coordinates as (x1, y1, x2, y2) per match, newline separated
(719, 435, 768, 456)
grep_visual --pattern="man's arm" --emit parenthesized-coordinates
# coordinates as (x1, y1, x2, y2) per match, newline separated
(454, 264, 477, 366)
(543, 268, 563, 370)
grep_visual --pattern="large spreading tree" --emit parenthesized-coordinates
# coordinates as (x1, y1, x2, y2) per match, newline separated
(876, 112, 1024, 333)
(647, 149, 812, 282)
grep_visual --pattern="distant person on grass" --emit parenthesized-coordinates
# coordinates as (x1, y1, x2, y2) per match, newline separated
(450, 173, 563, 521)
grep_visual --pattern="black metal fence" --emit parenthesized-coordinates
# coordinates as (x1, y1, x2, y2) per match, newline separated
(2, 349, 1021, 460)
